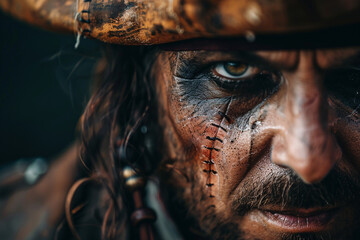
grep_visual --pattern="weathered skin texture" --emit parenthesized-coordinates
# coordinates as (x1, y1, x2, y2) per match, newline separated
(155, 49, 360, 239)
(1, 0, 360, 44)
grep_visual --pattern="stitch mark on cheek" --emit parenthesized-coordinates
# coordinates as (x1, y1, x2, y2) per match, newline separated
(203, 146, 220, 151)
(203, 159, 215, 164)
(203, 169, 218, 174)
(210, 123, 228, 132)
(218, 111, 232, 123)
(206, 136, 223, 143)
(203, 98, 233, 200)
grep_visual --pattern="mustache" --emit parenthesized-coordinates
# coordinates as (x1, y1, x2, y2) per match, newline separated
(231, 167, 360, 215)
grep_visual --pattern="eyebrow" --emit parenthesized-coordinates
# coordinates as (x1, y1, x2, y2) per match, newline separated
(244, 51, 298, 70)
(175, 51, 294, 72)
(173, 49, 360, 77)
(255, 50, 360, 71)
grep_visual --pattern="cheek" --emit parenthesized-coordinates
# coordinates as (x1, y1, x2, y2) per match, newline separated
(334, 117, 360, 173)
(167, 89, 256, 208)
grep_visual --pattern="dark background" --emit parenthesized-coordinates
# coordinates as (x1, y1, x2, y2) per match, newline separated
(0, 11, 100, 165)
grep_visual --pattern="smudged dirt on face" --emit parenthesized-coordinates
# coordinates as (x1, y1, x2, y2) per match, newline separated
(154, 49, 360, 239)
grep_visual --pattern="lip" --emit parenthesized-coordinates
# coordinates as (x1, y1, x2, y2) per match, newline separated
(258, 206, 339, 233)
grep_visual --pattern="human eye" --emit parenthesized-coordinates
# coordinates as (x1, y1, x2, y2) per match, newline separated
(210, 62, 278, 93)
(207, 61, 281, 101)
(174, 56, 282, 115)
(213, 62, 253, 80)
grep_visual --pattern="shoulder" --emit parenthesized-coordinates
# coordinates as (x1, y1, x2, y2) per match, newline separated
(0, 144, 79, 240)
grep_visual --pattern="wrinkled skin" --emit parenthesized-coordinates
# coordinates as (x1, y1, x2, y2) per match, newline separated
(155, 49, 360, 240)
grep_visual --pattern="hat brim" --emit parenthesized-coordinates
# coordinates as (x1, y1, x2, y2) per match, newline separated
(2, 0, 360, 45)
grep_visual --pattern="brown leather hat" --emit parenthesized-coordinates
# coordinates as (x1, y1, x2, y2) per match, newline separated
(1, 0, 360, 45)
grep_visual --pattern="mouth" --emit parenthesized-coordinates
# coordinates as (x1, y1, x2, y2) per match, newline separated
(258, 206, 339, 233)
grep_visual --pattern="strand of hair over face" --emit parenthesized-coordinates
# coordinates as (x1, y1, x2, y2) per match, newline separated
(61, 46, 159, 240)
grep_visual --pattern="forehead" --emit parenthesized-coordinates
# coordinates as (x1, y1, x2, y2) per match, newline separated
(256, 48, 360, 69)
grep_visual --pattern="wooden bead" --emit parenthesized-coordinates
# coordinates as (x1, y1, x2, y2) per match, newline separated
(125, 176, 145, 191)
(131, 208, 157, 227)
(122, 166, 136, 179)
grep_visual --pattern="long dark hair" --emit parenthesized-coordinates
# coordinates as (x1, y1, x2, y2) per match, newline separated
(62, 45, 160, 240)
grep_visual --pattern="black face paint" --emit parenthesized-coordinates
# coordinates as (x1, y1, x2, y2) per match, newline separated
(172, 51, 282, 120)
(158, 49, 360, 240)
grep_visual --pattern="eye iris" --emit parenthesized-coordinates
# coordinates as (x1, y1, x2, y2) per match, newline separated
(224, 62, 248, 76)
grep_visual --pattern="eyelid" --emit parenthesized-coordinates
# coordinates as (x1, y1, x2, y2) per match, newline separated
(174, 52, 277, 75)
(213, 63, 259, 81)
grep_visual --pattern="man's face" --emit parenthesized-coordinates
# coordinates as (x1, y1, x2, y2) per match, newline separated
(154, 48, 360, 240)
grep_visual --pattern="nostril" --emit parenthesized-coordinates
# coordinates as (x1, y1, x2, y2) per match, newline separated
(274, 162, 288, 169)
(291, 160, 330, 184)
(271, 135, 289, 167)
(271, 131, 341, 184)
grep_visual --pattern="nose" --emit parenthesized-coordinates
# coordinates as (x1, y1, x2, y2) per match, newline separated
(271, 53, 342, 184)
